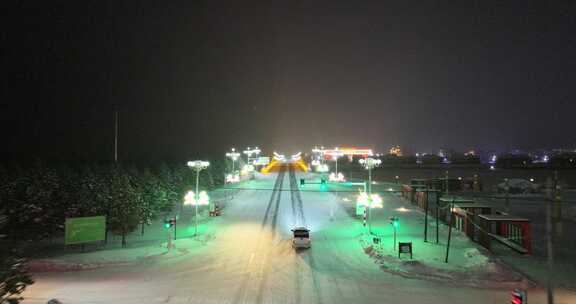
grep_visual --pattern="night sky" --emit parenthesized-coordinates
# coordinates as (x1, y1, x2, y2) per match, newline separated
(1, 1, 575, 161)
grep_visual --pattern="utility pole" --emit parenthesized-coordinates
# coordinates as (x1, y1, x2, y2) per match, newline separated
(445, 171, 449, 194)
(546, 180, 555, 304)
(553, 171, 563, 238)
(114, 109, 118, 163)
(504, 178, 510, 214)
(436, 200, 439, 244)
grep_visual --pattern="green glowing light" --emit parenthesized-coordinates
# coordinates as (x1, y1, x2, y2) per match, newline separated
(320, 178, 327, 191)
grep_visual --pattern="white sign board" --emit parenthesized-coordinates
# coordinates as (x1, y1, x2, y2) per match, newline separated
(253, 156, 270, 165)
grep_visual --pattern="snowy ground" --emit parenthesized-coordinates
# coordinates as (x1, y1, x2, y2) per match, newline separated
(23, 169, 576, 303)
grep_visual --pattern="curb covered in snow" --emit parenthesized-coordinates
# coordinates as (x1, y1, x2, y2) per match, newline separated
(27, 247, 190, 273)
(359, 239, 534, 289)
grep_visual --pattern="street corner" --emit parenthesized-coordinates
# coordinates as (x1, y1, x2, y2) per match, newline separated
(359, 238, 531, 289)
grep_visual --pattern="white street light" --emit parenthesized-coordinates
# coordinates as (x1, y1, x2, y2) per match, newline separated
(187, 160, 210, 236)
(184, 190, 210, 206)
(243, 146, 261, 166)
(226, 148, 241, 174)
(358, 157, 381, 194)
(329, 172, 345, 182)
(358, 157, 381, 234)
(324, 147, 345, 178)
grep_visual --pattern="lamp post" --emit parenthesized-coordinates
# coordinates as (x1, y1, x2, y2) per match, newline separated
(243, 146, 261, 165)
(359, 157, 382, 234)
(357, 192, 383, 234)
(226, 148, 241, 174)
(359, 157, 381, 195)
(331, 147, 344, 178)
(187, 160, 210, 236)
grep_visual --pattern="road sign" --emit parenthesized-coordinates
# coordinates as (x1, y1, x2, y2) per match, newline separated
(65, 216, 106, 245)
(356, 203, 366, 216)
(253, 156, 270, 165)
(398, 242, 413, 259)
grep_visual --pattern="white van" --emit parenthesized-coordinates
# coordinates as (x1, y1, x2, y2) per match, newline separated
(292, 227, 311, 249)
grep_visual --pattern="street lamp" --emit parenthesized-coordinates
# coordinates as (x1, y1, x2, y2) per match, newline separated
(329, 147, 344, 180)
(243, 146, 261, 165)
(359, 157, 382, 234)
(357, 192, 383, 234)
(226, 148, 241, 174)
(358, 157, 381, 194)
(187, 160, 210, 236)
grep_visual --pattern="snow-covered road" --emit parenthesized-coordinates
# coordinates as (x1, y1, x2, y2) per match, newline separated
(23, 168, 576, 303)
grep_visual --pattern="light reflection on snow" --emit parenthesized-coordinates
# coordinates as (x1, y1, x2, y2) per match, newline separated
(395, 207, 410, 212)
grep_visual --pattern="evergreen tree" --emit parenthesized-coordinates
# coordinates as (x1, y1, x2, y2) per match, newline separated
(0, 211, 34, 304)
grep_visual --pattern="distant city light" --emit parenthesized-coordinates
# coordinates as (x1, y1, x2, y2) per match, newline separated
(490, 155, 497, 164)
(184, 190, 210, 206)
(356, 192, 383, 208)
(316, 164, 329, 172)
(273, 152, 286, 161)
(291, 152, 302, 161)
(241, 164, 254, 175)
(358, 157, 381, 168)
(389, 145, 403, 156)
(329, 172, 345, 182)
(187, 160, 210, 170)
(225, 148, 240, 161)
(226, 173, 240, 183)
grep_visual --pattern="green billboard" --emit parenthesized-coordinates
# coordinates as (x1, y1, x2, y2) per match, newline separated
(65, 216, 106, 245)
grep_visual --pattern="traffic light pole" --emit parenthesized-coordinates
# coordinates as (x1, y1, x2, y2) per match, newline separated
(167, 227, 173, 251)
(393, 225, 397, 250)
(445, 199, 454, 263)
(546, 177, 555, 304)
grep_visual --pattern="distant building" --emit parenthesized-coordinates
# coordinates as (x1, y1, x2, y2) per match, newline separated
(389, 145, 403, 156)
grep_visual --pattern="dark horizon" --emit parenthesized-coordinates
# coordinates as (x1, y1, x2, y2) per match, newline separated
(1, 1, 575, 162)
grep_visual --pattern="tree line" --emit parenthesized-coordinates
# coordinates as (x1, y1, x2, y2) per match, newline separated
(0, 158, 230, 303)
(0, 159, 227, 247)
